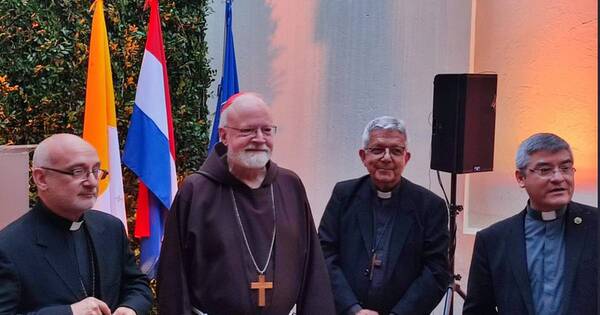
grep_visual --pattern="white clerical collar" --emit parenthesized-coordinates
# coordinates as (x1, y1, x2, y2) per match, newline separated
(70, 220, 84, 231)
(526, 202, 567, 222)
(377, 190, 392, 199)
(541, 211, 557, 221)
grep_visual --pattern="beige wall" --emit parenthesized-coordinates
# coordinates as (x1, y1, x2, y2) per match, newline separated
(464, 0, 598, 231)
(454, 0, 597, 312)
(207, 0, 473, 226)
(0, 146, 35, 229)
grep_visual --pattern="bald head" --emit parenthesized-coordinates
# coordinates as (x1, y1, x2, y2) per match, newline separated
(219, 93, 272, 128)
(33, 133, 97, 168)
(32, 134, 101, 220)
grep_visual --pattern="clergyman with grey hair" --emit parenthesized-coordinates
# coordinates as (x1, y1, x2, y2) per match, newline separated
(464, 132, 598, 315)
(318, 115, 450, 315)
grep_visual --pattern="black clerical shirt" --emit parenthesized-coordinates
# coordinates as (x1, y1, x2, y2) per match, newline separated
(368, 188, 399, 296)
(72, 224, 96, 298)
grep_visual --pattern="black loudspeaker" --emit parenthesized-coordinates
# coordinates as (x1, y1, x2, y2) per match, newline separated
(430, 73, 497, 174)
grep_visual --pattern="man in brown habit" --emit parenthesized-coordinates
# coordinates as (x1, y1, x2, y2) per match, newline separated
(157, 92, 335, 314)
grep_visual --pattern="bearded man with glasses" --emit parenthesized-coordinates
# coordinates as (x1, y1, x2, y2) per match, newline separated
(0, 133, 152, 315)
(158, 92, 335, 315)
(464, 133, 598, 315)
(318, 116, 450, 315)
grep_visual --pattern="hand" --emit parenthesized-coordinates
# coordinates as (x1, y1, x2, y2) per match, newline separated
(356, 310, 379, 315)
(71, 297, 111, 315)
(113, 306, 136, 315)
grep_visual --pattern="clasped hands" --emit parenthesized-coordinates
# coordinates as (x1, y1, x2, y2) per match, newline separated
(71, 297, 136, 315)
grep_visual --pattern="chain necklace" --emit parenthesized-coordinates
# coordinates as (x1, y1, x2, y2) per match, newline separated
(368, 197, 398, 280)
(230, 185, 277, 274)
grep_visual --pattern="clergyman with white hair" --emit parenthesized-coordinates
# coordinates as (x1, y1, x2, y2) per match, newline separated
(319, 115, 450, 315)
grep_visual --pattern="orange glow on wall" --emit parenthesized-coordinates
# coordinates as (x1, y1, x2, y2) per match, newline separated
(463, 0, 597, 234)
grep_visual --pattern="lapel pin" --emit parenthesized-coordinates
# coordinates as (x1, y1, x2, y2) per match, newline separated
(574, 217, 582, 225)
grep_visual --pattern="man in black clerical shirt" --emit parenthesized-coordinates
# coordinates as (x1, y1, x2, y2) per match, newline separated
(157, 92, 335, 315)
(463, 133, 598, 315)
(0, 134, 152, 315)
(319, 116, 450, 315)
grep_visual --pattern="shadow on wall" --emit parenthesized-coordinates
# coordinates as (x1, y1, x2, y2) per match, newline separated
(314, 1, 399, 181)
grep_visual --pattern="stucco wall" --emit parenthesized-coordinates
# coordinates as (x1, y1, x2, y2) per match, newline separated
(207, 0, 472, 224)
(456, 1, 596, 313)
(465, 0, 598, 231)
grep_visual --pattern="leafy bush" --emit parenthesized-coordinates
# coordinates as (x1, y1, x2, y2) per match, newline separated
(0, 0, 213, 212)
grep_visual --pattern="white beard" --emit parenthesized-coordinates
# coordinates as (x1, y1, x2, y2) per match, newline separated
(230, 149, 271, 169)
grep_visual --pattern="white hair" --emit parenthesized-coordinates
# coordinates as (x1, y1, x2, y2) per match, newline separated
(361, 116, 408, 148)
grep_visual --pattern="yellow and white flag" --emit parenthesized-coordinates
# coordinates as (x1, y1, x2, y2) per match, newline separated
(83, 0, 126, 228)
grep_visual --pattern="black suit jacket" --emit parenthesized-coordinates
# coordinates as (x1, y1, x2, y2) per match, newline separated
(318, 176, 450, 315)
(0, 203, 152, 315)
(463, 202, 598, 315)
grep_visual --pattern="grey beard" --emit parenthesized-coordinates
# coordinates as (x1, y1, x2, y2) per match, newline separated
(232, 150, 270, 169)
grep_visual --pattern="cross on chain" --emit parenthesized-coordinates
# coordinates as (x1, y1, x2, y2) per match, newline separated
(250, 274, 273, 307)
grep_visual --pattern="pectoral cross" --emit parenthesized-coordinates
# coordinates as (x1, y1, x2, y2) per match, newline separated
(250, 274, 273, 307)
(369, 253, 382, 280)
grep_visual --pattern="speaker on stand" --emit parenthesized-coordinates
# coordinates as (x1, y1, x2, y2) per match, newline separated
(430, 73, 497, 315)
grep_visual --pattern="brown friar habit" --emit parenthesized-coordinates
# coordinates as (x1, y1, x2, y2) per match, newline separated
(158, 143, 335, 315)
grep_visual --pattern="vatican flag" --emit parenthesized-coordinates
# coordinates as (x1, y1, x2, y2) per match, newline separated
(83, 0, 127, 228)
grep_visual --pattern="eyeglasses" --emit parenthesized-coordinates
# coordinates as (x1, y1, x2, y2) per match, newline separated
(40, 166, 109, 181)
(224, 125, 278, 137)
(365, 146, 406, 158)
(528, 165, 575, 178)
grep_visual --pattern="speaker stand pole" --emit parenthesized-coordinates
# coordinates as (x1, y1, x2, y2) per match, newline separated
(446, 172, 466, 315)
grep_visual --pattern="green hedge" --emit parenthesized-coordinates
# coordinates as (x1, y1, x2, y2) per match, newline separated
(0, 0, 213, 211)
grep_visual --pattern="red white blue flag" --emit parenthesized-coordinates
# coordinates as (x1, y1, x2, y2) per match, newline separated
(123, 0, 177, 278)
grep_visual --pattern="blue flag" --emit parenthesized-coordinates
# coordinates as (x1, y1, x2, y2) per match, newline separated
(208, 0, 239, 151)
